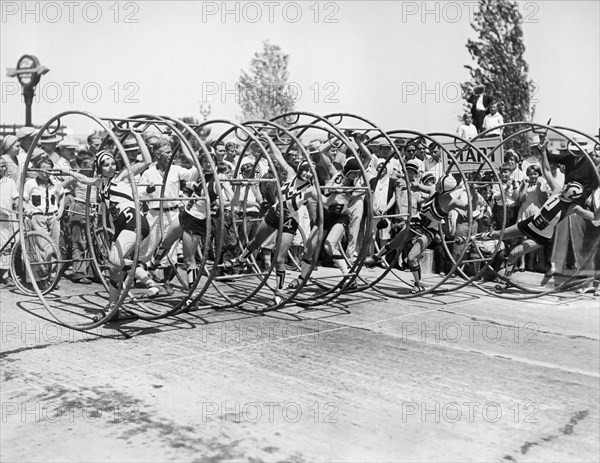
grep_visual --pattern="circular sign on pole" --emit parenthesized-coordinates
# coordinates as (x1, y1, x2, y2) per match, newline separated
(16, 55, 43, 87)
(6, 54, 49, 126)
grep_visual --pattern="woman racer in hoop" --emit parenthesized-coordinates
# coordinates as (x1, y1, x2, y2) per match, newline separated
(149, 153, 232, 291)
(470, 141, 600, 276)
(366, 174, 477, 293)
(59, 134, 153, 319)
(232, 136, 324, 303)
(286, 133, 377, 291)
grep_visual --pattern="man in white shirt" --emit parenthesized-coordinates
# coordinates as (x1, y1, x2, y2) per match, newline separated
(16, 126, 38, 166)
(424, 143, 444, 180)
(40, 132, 71, 187)
(457, 113, 478, 141)
(482, 103, 504, 137)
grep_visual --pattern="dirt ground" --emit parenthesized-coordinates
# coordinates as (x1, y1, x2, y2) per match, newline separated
(1, 271, 599, 462)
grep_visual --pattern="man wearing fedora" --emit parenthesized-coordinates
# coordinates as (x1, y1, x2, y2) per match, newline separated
(58, 138, 80, 169)
(16, 126, 38, 166)
(40, 132, 70, 176)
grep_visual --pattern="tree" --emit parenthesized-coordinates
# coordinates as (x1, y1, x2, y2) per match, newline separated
(462, 0, 536, 153)
(238, 40, 296, 121)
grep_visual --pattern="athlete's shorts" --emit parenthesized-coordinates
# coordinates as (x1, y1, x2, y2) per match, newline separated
(408, 221, 439, 244)
(323, 208, 350, 231)
(517, 216, 552, 247)
(264, 207, 299, 234)
(179, 210, 207, 238)
(114, 207, 150, 239)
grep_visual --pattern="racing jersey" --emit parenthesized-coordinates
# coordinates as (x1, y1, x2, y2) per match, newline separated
(417, 192, 448, 230)
(100, 179, 135, 220)
(519, 195, 571, 241)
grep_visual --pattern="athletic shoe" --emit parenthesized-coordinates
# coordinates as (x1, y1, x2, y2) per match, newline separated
(73, 275, 92, 285)
(230, 256, 248, 269)
(364, 255, 381, 268)
(145, 286, 160, 298)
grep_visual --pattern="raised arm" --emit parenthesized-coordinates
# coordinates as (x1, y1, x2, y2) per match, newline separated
(178, 142, 200, 180)
(538, 137, 561, 194)
(261, 135, 295, 180)
(351, 132, 376, 169)
(117, 132, 152, 182)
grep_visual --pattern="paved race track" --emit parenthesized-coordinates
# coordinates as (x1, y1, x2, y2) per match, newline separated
(1, 273, 599, 462)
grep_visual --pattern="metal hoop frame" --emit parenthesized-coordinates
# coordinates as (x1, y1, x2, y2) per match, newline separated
(15, 111, 600, 331)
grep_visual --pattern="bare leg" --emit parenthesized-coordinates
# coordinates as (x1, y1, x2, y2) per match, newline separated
(482, 224, 523, 241)
(238, 220, 276, 261)
(182, 231, 202, 288)
(324, 223, 349, 275)
(406, 235, 431, 292)
(365, 224, 409, 267)
(288, 226, 319, 289)
(106, 230, 138, 308)
(150, 217, 183, 268)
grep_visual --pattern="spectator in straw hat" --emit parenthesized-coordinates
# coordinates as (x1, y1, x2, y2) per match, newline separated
(58, 138, 79, 168)
(16, 126, 38, 165)
(120, 135, 142, 168)
(1, 135, 22, 187)
(40, 132, 70, 180)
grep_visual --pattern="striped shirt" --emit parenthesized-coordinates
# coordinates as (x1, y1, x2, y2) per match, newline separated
(418, 193, 448, 230)
(100, 179, 135, 219)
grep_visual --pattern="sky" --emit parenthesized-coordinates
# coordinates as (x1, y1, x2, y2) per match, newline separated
(1, 0, 598, 139)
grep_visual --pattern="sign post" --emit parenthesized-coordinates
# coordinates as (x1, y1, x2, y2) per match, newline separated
(6, 55, 49, 127)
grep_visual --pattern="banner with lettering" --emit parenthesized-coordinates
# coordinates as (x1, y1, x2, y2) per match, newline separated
(441, 136, 504, 173)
